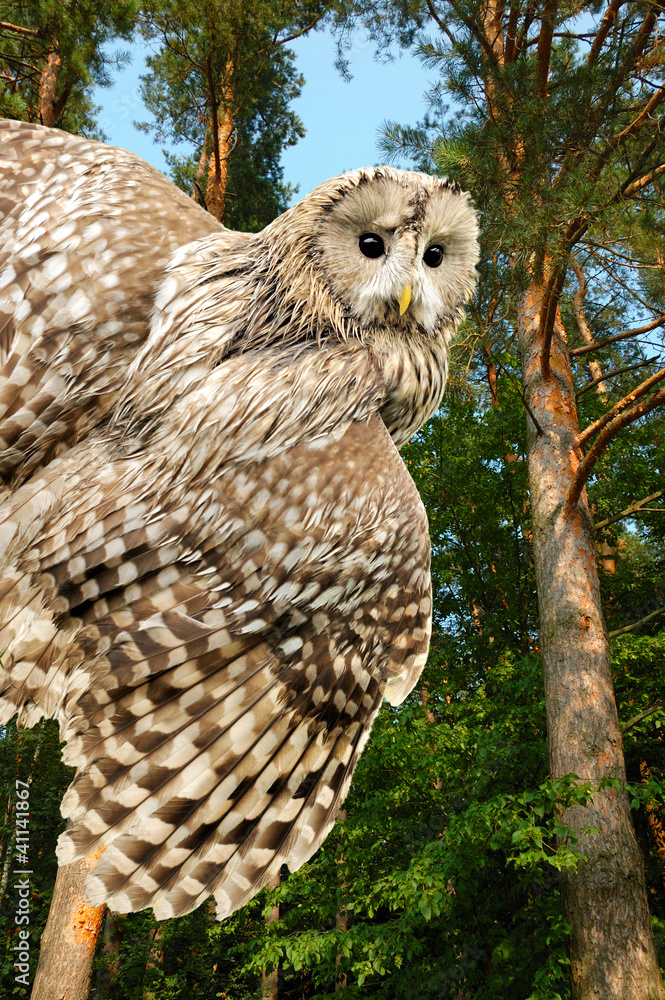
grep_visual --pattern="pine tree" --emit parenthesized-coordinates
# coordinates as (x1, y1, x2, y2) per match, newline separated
(374, 0, 665, 994)
(137, 0, 332, 226)
(0, 0, 138, 134)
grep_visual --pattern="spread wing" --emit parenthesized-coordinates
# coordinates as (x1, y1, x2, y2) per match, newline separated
(0, 121, 433, 921)
(0, 119, 226, 488)
(0, 416, 430, 920)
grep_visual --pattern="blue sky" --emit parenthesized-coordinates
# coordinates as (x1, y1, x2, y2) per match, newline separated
(93, 29, 432, 200)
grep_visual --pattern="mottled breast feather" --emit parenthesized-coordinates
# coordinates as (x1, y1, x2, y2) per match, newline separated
(0, 120, 477, 920)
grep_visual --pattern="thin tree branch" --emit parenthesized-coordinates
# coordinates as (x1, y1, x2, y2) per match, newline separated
(540, 262, 568, 379)
(610, 606, 665, 639)
(576, 358, 656, 398)
(589, 82, 665, 183)
(486, 349, 545, 435)
(571, 255, 608, 394)
(425, 0, 458, 46)
(205, 48, 220, 186)
(552, 7, 659, 192)
(577, 366, 665, 446)
(606, 129, 662, 205)
(571, 256, 590, 336)
(0, 19, 40, 38)
(568, 386, 665, 508)
(621, 700, 663, 733)
(620, 162, 665, 197)
(273, 14, 326, 48)
(570, 314, 665, 356)
(0, 54, 40, 73)
(504, 2, 520, 63)
(595, 490, 664, 530)
(588, 0, 623, 67)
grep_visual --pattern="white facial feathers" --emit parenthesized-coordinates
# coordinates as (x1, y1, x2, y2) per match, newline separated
(308, 168, 479, 332)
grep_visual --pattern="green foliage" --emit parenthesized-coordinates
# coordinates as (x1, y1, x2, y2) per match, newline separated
(0, 0, 663, 994)
(0, 0, 138, 135)
(243, 651, 579, 1000)
(227, 337, 664, 997)
(155, 48, 304, 231)
(92, 903, 261, 1000)
(137, 0, 331, 229)
(0, 717, 73, 993)
(226, 388, 566, 1000)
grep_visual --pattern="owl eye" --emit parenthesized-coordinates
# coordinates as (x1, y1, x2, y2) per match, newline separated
(358, 233, 385, 259)
(423, 244, 444, 268)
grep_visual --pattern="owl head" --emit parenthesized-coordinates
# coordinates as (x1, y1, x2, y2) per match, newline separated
(265, 166, 479, 340)
(123, 167, 479, 448)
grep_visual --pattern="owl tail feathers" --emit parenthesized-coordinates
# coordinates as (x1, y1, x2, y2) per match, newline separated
(84, 714, 370, 922)
(56, 687, 382, 922)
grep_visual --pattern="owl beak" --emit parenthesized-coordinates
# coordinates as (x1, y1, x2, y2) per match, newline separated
(398, 283, 412, 316)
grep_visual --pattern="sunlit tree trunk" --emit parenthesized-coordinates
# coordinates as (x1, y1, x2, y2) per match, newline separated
(32, 851, 105, 1000)
(37, 49, 62, 127)
(517, 281, 665, 999)
(206, 60, 235, 223)
(192, 129, 211, 208)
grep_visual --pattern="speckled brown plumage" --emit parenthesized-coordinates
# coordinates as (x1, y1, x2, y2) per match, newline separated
(0, 119, 478, 919)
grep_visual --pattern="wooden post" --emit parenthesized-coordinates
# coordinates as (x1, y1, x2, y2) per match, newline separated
(31, 851, 106, 1000)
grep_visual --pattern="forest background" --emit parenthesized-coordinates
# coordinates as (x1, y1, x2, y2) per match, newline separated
(0, 1, 665, 998)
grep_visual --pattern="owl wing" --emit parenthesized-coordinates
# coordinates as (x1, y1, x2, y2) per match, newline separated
(0, 415, 430, 920)
(0, 119, 226, 487)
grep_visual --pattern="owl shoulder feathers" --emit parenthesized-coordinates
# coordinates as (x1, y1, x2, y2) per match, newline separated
(0, 119, 229, 486)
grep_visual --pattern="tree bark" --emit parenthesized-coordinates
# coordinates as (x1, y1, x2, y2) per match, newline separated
(517, 280, 665, 1000)
(32, 851, 106, 1000)
(94, 910, 122, 998)
(192, 132, 211, 207)
(206, 60, 235, 223)
(142, 920, 165, 1000)
(261, 869, 282, 1000)
(335, 906, 348, 991)
(335, 809, 348, 991)
(38, 49, 62, 128)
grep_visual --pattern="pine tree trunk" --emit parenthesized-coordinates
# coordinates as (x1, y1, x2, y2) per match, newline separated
(206, 61, 234, 224)
(38, 50, 62, 128)
(142, 920, 165, 1000)
(32, 852, 106, 1000)
(94, 910, 122, 998)
(334, 907, 348, 991)
(517, 280, 665, 999)
(192, 133, 210, 207)
(335, 809, 348, 991)
(262, 870, 281, 1000)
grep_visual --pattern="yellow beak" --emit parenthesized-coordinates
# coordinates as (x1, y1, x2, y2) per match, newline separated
(398, 283, 412, 316)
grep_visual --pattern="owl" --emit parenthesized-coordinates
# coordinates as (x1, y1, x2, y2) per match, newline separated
(0, 119, 478, 920)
